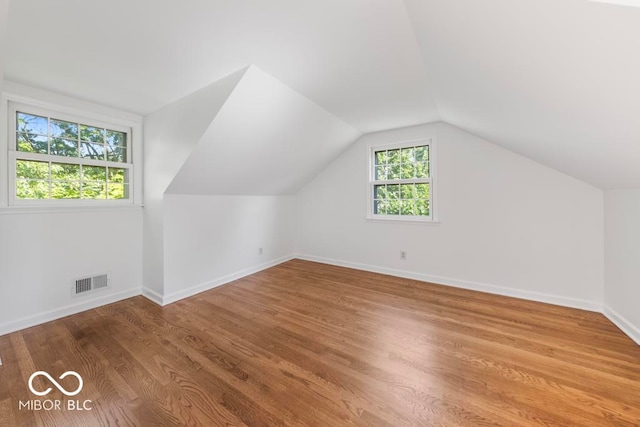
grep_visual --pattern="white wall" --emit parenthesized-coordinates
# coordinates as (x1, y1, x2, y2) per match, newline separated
(0, 82, 144, 335)
(297, 122, 605, 309)
(143, 69, 246, 297)
(0, 209, 142, 334)
(0, 0, 7, 93)
(162, 194, 296, 304)
(604, 190, 640, 344)
(145, 66, 356, 303)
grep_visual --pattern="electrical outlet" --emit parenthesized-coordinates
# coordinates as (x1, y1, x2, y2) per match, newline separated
(400, 251, 407, 260)
(259, 247, 263, 255)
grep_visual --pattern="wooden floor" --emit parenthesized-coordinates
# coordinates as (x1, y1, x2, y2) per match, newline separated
(1, 260, 639, 426)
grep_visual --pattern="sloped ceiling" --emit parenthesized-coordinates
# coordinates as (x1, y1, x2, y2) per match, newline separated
(591, 0, 640, 6)
(144, 67, 248, 198)
(166, 65, 361, 195)
(4, 0, 640, 189)
(405, 0, 640, 188)
(4, 0, 437, 133)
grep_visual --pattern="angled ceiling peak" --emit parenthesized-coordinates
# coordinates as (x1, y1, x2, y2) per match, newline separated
(165, 65, 362, 196)
(144, 66, 248, 198)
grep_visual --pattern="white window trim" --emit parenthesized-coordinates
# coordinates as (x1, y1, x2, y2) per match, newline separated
(1, 93, 144, 209)
(366, 137, 439, 223)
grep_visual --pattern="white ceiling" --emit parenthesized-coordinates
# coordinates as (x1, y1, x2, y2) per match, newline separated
(166, 66, 361, 195)
(590, 0, 640, 7)
(405, 0, 640, 188)
(3, 0, 640, 189)
(4, 0, 437, 133)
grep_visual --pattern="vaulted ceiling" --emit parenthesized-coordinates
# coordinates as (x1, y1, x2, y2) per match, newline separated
(406, 0, 640, 189)
(165, 65, 361, 195)
(4, 0, 438, 133)
(3, 0, 640, 189)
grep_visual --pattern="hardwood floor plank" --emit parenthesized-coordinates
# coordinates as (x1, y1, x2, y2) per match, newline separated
(190, 292, 562, 425)
(0, 259, 639, 426)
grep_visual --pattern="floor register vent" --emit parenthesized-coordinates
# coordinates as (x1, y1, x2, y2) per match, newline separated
(73, 273, 109, 296)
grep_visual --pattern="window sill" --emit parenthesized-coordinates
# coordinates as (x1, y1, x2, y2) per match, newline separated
(0, 204, 144, 215)
(366, 215, 440, 225)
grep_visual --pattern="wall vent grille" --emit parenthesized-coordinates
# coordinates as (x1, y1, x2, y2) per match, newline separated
(75, 278, 92, 294)
(73, 274, 109, 296)
(93, 274, 108, 290)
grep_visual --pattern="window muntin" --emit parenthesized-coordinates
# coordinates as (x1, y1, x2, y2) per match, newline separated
(15, 160, 128, 200)
(9, 103, 133, 204)
(369, 140, 434, 221)
(16, 112, 127, 163)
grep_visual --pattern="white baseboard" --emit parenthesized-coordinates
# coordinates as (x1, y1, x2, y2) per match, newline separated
(4, 255, 638, 348)
(603, 305, 640, 346)
(160, 254, 296, 306)
(0, 288, 141, 337)
(296, 254, 602, 313)
(141, 286, 164, 306)
(0, 255, 296, 335)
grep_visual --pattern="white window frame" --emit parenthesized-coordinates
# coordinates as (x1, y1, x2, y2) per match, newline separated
(366, 137, 438, 223)
(2, 96, 143, 209)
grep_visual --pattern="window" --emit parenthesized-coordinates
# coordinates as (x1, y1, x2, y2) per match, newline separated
(8, 102, 133, 205)
(368, 139, 436, 221)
